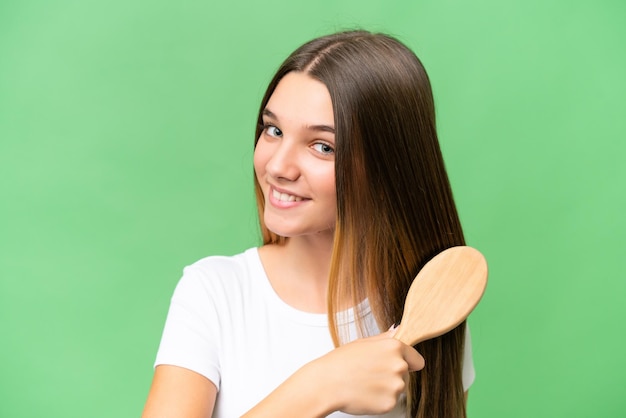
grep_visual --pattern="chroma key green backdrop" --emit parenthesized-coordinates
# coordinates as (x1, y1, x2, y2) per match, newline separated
(1, 0, 624, 417)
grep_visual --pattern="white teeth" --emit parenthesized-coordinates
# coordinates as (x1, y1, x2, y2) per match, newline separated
(272, 189, 302, 202)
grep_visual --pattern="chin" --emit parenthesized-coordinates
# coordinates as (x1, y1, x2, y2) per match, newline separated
(263, 214, 336, 240)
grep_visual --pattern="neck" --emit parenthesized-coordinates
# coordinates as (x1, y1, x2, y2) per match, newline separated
(259, 233, 334, 313)
(286, 233, 334, 278)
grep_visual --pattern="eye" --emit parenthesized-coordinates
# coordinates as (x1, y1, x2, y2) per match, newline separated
(312, 142, 335, 155)
(264, 124, 283, 138)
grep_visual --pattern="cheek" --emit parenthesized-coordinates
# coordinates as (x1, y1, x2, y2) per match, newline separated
(253, 141, 268, 180)
(319, 168, 336, 201)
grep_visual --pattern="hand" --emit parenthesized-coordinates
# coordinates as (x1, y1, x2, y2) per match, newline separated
(311, 329, 425, 415)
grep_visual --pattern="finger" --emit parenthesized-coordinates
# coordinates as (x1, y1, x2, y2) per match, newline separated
(388, 324, 398, 337)
(402, 346, 425, 372)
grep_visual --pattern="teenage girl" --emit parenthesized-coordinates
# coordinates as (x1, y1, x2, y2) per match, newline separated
(143, 30, 474, 418)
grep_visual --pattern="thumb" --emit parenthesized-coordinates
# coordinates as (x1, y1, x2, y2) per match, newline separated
(390, 325, 425, 372)
(377, 326, 425, 372)
(404, 347, 425, 372)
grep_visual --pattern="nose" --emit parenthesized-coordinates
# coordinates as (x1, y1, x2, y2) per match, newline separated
(265, 140, 300, 182)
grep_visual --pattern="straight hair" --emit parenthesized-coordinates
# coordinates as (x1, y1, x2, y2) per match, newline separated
(254, 30, 467, 418)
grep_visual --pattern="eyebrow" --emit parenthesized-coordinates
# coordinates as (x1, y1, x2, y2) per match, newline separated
(263, 108, 335, 134)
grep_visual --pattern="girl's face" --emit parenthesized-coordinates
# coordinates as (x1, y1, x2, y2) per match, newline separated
(254, 71, 337, 240)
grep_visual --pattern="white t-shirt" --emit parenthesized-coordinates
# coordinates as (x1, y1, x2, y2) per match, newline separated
(155, 248, 475, 417)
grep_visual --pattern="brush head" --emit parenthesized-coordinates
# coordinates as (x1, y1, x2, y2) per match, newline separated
(393, 246, 488, 346)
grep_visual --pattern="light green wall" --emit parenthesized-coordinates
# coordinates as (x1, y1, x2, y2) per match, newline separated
(1, 1, 624, 416)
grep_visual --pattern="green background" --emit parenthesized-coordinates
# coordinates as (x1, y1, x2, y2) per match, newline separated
(1, 0, 624, 416)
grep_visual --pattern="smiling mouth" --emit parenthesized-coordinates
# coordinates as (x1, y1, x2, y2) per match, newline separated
(272, 188, 304, 202)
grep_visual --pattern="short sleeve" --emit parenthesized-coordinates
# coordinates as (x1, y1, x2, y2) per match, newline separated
(154, 266, 222, 389)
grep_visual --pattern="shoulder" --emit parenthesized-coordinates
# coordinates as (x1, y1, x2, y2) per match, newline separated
(185, 247, 260, 281)
(171, 247, 262, 304)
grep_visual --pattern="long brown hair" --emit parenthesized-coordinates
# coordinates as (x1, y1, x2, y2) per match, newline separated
(254, 31, 467, 418)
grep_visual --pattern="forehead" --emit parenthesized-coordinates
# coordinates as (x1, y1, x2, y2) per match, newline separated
(265, 72, 334, 126)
